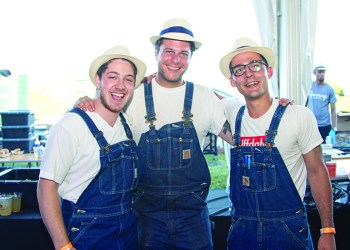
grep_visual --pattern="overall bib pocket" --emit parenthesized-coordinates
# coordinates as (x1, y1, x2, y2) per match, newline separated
(145, 136, 193, 170)
(99, 155, 138, 194)
(237, 161, 276, 192)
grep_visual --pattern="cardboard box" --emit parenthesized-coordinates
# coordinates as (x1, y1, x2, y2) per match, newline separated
(337, 112, 350, 131)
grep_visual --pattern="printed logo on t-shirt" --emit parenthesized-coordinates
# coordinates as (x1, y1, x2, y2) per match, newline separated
(241, 135, 266, 147)
(310, 92, 328, 102)
(240, 135, 266, 146)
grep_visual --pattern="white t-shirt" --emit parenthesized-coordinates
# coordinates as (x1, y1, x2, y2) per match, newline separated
(39, 111, 128, 203)
(224, 98, 323, 198)
(126, 80, 227, 147)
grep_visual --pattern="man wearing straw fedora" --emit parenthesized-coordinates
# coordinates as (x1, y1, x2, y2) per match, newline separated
(220, 37, 336, 249)
(75, 18, 235, 249)
(37, 45, 146, 250)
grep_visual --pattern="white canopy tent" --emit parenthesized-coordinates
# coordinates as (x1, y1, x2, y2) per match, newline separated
(252, 0, 318, 105)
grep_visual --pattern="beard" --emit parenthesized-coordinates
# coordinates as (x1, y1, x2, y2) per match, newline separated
(158, 70, 182, 83)
(100, 90, 122, 113)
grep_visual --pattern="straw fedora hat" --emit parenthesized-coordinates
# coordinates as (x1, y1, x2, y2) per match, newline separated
(89, 45, 147, 88)
(219, 37, 275, 79)
(150, 18, 202, 50)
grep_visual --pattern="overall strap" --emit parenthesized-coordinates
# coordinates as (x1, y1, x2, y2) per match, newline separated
(69, 108, 109, 151)
(182, 81, 194, 124)
(143, 83, 157, 129)
(265, 104, 289, 147)
(232, 104, 289, 148)
(119, 112, 133, 140)
(233, 105, 246, 146)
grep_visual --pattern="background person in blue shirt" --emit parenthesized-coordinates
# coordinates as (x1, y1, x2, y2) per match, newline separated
(306, 65, 337, 143)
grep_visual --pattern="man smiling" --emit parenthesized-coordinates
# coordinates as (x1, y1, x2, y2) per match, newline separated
(37, 45, 146, 250)
(220, 37, 336, 250)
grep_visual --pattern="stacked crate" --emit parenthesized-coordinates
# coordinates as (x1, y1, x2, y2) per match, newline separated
(0, 110, 36, 153)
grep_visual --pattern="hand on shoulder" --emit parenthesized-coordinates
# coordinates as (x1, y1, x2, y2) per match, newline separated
(74, 96, 95, 112)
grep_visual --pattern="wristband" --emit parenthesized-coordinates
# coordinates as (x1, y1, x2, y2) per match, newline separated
(60, 242, 73, 250)
(320, 227, 336, 235)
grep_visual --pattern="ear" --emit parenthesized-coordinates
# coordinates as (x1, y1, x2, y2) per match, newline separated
(94, 74, 101, 89)
(229, 77, 237, 88)
(267, 67, 274, 79)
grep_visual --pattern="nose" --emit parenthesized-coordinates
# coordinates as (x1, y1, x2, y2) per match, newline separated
(244, 65, 253, 77)
(114, 78, 126, 89)
(170, 53, 181, 64)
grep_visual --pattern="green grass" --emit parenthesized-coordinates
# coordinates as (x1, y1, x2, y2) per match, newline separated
(205, 154, 229, 189)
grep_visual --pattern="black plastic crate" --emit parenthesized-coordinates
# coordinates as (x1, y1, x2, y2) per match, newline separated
(0, 136, 36, 152)
(0, 110, 35, 126)
(1, 125, 35, 139)
(0, 168, 40, 181)
(0, 168, 40, 209)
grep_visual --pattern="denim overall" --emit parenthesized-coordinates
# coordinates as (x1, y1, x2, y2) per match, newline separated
(133, 82, 213, 249)
(61, 108, 139, 250)
(227, 105, 314, 250)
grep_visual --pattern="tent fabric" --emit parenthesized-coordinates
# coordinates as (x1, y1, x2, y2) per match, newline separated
(251, 0, 318, 105)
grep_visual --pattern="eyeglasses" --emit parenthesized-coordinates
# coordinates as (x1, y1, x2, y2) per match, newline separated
(230, 60, 268, 77)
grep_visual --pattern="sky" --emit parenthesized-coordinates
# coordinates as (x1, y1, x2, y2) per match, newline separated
(0, 0, 260, 96)
(0, 0, 349, 96)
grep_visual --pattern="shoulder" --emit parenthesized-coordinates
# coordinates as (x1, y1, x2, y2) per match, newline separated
(191, 83, 219, 104)
(51, 112, 92, 134)
(283, 104, 317, 126)
(223, 98, 245, 121)
(224, 97, 244, 110)
(324, 82, 333, 88)
(322, 83, 336, 97)
(192, 82, 214, 94)
(281, 104, 319, 136)
(54, 112, 84, 127)
(285, 104, 314, 116)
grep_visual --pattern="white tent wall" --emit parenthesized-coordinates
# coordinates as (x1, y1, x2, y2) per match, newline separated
(251, 0, 318, 105)
(251, 0, 279, 97)
(223, 0, 318, 192)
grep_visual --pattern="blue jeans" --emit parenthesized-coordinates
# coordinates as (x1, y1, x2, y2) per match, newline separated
(318, 124, 331, 143)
